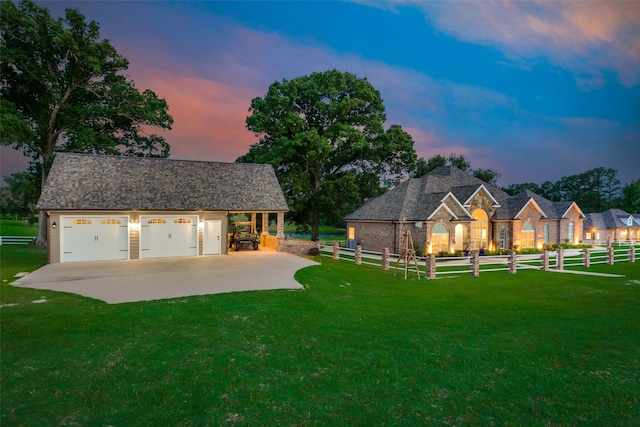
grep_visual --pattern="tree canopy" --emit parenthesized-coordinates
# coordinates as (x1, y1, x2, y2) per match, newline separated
(0, 0, 173, 243)
(413, 153, 501, 186)
(237, 69, 416, 240)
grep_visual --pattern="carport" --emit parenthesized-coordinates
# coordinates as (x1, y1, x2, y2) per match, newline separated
(12, 250, 318, 304)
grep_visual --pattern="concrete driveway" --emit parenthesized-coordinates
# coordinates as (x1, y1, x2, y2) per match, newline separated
(12, 250, 318, 304)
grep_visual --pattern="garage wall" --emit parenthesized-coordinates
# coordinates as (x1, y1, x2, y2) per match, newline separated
(45, 210, 229, 263)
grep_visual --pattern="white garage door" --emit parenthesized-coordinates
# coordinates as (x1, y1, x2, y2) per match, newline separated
(140, 215, 198, 259)
(61, 216, 129, 263)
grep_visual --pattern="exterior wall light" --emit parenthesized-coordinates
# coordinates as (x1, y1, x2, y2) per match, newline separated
(52, 221, 57, 229)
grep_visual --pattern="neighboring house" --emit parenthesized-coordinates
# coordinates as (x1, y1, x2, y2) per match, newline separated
(583, 209, 640, 244)
(344, 166, 585, 254)
(37, 153, 288, 263)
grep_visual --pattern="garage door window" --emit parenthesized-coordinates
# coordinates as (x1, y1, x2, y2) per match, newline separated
(174, 218, 192, 224)
(71, 219, 92, 225)
(101, 219, 122, 225)
(148, 218, 166, 224)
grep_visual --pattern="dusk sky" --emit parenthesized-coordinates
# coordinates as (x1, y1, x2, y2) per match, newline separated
(2, 0, 639, 187)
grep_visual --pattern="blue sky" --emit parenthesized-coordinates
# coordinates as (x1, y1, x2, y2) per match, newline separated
(2, 0, 639, 186)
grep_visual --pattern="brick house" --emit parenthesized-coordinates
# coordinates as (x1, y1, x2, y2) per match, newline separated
(583, 209, 640, 245)
(344, 166, 585, 254)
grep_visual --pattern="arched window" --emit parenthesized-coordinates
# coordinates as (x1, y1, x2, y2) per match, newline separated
(470, 209, 488, 250)
(101, 219, 121, 225)
(71, 219, 92, 225)
(522, 222, 535, 248)
(174, 218, 192, 224)
(431, 223, 449, 253)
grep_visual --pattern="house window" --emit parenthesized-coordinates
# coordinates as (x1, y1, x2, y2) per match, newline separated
(174, 218, 192, 224)
(101, 219, 121, 225)
(499, 227, 506, 249)
(348, 227, 355, 240)
(71, 219, 92, 225)
(543, 224, 549, 244)
(148, 218, 166, 224)
(522, 222, 535, 248)
(628, 217, 634, 226)
(568, 221, 575, 244)
(470, 209, 488, 250)
(586, 232, 592, 240)
(431, 223, 449, 253)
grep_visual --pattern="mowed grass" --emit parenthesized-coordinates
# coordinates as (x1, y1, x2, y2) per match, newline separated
(0, 219, 38, 236)
(1, 246, 639, 426)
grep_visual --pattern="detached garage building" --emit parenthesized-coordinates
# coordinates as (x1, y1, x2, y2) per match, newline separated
(37, 153, 289, 263)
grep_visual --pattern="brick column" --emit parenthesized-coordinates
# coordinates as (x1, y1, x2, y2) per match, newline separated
(382, 248, 390, 271)
(556, 247, 564, 270)
(630, 246, 636, 263)
(508, 250, 517, 274)
(607, 246, 614, 265)
(276, 212, 285, 238)
(355, 245, 362, 265)
(333, 241, 339, 260)
(582, 248, 591, 268)
(425, 253, 436, 279)
(470, 250, 480, 277)
(541, 250, 549, 271)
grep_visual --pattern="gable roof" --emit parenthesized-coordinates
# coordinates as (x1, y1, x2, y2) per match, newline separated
(584, 209, 637, 230)
(36, 153, 289, 212)
(345, 166, 580, 222)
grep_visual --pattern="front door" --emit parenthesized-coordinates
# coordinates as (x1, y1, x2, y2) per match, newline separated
(203, 220, 222, 255)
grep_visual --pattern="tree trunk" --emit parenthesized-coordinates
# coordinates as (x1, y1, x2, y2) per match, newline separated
(311, 208, 320, 241)
(35, 156, 48, 247)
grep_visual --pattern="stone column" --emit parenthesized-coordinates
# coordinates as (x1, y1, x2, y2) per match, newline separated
(582, 248, 591, 268)
(276, 212, 285, 238)
(333, 241, 340, 260)
(508, 250, 517, 274)
(541, 250, 549, 271)
(470, 250, 480, 277)
(425, 253, 436, 279)
(382, 248, 390, 271)
(355, 245, 362, 265)
(251, 212, 257, 232)
(261, 212, 269, 236)
(556, 247, 564, 270)
(630, 246, 636, 263)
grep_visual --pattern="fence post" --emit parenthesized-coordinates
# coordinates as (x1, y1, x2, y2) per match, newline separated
(333, 241, 339, 260)
(508, 250, 517, 274)
(607, 246, 614, 265)
(556, 247, 564, 270)
(470, 250, 480, 277)
(382, 248, 390, 271)
(425, 253, 436, 279)
(540, 250, 549, 271)
(355, 245, 362, 265)
(629, 246, 636, 263)
(582, 248, 591, 268)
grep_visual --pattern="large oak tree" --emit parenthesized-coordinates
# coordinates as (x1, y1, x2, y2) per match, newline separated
(238, 70, 416, 240)
(0, 0, 173, 244)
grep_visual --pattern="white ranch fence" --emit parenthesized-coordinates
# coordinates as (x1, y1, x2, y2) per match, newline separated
(0, 236, 36, 246)
(319, 242, 638, 279)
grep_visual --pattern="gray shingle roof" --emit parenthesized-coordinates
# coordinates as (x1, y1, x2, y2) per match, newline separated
(584, 208, 635, 229)
(345, 166, 579, 221)
(36, 153, 289, 212)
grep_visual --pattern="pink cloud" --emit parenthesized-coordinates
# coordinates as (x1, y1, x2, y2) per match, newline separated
(390, 0, 640, 89)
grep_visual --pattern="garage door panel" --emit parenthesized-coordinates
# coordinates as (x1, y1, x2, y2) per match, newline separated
(61, 217, 129, 262)
(140, 216, 198, 259)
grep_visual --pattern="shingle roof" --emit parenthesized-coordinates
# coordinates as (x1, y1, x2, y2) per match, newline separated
(345, 166, 579, 221)
(584, 208, 636, 229)
(36, 153, 289, 212)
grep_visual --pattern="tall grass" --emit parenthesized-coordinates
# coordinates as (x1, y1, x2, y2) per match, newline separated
(1, 246, 639, 425)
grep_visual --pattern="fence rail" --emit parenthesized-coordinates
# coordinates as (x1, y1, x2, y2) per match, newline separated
(0, 236, 36, 246)
(320, 243, 638, 278)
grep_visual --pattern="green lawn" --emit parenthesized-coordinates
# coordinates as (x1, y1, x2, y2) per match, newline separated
(0, 219, 38, 236)
(1, 246, 639, 425)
